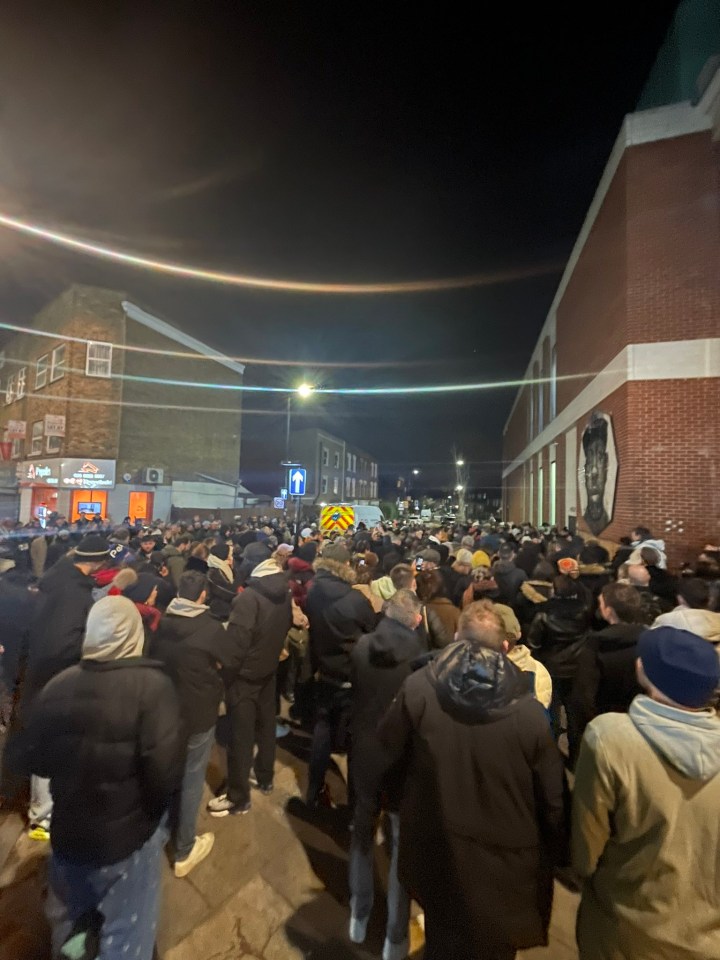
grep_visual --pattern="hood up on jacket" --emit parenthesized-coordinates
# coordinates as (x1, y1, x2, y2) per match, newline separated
(165, 596, 208, 618)
(367, 616, 420, 668)
(248, 563, 290, 604)
(430, 640, 529, 724)
(82, 596, 145, 661)
(652, 607, 720, 644)
(521, 580, 552, 604)
(371, 575, 396, 601)
(629, 694, 720, 780)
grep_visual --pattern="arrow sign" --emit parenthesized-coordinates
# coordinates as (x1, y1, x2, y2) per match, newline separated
(289, 468, 306, 497)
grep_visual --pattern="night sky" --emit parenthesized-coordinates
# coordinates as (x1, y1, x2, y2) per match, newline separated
(0, 3, 679, 497)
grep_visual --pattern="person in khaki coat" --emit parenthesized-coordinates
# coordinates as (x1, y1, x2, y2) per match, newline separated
(572, 625, 720, 960)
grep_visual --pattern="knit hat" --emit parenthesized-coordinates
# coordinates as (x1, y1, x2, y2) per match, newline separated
(456, 549, 474, 566)
(209, 543, 231, 561)
(557, 558, 579, 575)
(472, 549, 491, 569)
(638, 627, 720, 708)
(322, 543, 351, 564)
(123, 573, 159, 605)
(74, 536, 111, 559)
(82, 596, 145, 661)
(296, 543, 317, 564)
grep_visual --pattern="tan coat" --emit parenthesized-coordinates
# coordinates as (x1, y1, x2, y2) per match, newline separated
(572, 696, 720, 960)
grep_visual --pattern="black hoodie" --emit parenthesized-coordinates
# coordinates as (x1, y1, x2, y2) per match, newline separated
(306, 563, 376, 681)
(224, 568, 292, 691)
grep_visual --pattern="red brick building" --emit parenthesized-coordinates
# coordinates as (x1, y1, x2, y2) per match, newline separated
(502, 63, 720, 564)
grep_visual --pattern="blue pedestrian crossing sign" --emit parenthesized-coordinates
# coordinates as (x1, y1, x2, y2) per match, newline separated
(289, 468, 307, 497)
(280, 487, 288, 500)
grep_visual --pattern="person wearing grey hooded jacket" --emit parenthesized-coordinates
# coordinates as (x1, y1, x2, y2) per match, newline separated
(152, 570, 236, 876)
(572, 625, 720, 960)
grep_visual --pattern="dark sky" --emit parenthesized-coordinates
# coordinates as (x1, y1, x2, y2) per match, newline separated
(0, 2, 679, 496)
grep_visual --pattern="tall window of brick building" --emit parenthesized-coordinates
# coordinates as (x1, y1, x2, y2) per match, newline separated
(47, 433, 61, 454)
(16, 367, 26, 399)
(332, 476, 339, 495)
(321, 476, 328, 494)
(535, 361, 543, 434)
(529, 470, 534, 525)
(549, 456, 557, 526)
(11, 438, 23, 459)
(528, 386, 534, 441)
(30, 420, 43, 456)
(50, 344, 66, 382)
(4, 374, 15, 404)
(86, 341, 113, 378)
(35, 355, 49, 389)
(322, 447, 329, 467)
(550, 345, 557, 421)
(333, 452, 340, 468)
(537, 464, 544, 525)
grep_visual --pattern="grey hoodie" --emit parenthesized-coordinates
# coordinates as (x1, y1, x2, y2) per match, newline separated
(165, 596, 208, 619)
(629, 694, 720, 780)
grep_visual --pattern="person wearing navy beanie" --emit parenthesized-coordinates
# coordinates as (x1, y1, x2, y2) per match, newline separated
(572, 625, 720, 960)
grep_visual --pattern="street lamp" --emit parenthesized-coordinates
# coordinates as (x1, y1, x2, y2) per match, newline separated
(456, 459, 465, 467)
(455, 484, 464, 492)
(286, 384, 315, 460)
(412, 468, 420, 475)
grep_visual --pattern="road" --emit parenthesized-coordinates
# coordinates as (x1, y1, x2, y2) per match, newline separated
(0, 726, 579, 959)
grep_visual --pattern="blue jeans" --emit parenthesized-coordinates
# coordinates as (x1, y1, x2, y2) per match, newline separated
(46, 819, 168, 960)
(172, 726, 215, 861)
(29, 774, 53, 829)
(349, 806, 409, 946)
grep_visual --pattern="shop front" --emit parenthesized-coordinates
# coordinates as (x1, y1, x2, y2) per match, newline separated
(18, 458, 116, 524)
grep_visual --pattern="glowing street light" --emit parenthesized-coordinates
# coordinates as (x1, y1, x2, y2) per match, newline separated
(412, 469, 420, 476)
(455, 484, 464, 492)
(297, 383, 314, 398)
(456, 459, 465, 466)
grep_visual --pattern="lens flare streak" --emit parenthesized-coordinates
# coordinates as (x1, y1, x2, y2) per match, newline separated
(0, 212, 560, 295)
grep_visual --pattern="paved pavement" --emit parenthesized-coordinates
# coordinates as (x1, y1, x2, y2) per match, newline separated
(0, 729, 579, 960)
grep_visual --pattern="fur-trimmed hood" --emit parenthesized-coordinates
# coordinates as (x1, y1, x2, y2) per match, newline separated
(521, 579, 553, 604)
(312, 557, 356, 584)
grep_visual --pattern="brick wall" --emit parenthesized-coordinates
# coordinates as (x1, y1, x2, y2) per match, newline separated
(626, 133, 720, 345)
(120, 316, 243, 483)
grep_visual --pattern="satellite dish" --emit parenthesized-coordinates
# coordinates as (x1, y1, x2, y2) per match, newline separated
(123, 473, 133, 483)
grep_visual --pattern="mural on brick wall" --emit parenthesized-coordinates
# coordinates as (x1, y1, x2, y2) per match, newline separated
(578, 411, 618, 536)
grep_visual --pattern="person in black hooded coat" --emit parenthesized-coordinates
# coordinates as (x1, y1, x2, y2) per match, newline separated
(378, 600, 566, 960)
(348, 590, 427, 955)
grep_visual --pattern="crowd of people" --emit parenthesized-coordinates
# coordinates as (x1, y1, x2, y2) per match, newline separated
(0, 512, 719, 960)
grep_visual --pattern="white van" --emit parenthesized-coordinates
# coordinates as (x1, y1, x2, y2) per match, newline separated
(348, 504, 384, 528)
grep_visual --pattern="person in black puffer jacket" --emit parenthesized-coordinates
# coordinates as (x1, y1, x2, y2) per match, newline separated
(528, 574, 592, 750)
(305, 545, 376, 807)
(492, 544, 528, 609)
(567, 582, 644, 769)
(208, 558, 292, 817)
(378, 600, 567, 960)
(15, 596, 180, 960)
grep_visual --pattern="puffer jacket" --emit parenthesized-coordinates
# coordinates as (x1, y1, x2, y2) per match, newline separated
(17, 658, 181, 865)
(224, 562, 293, 689)
(492, 560, 528, 607)
(378, 642, 566, 952)
(306, 561, 376, 682)
(24, 558, 96, 702)
(528, 597, 592, 678)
